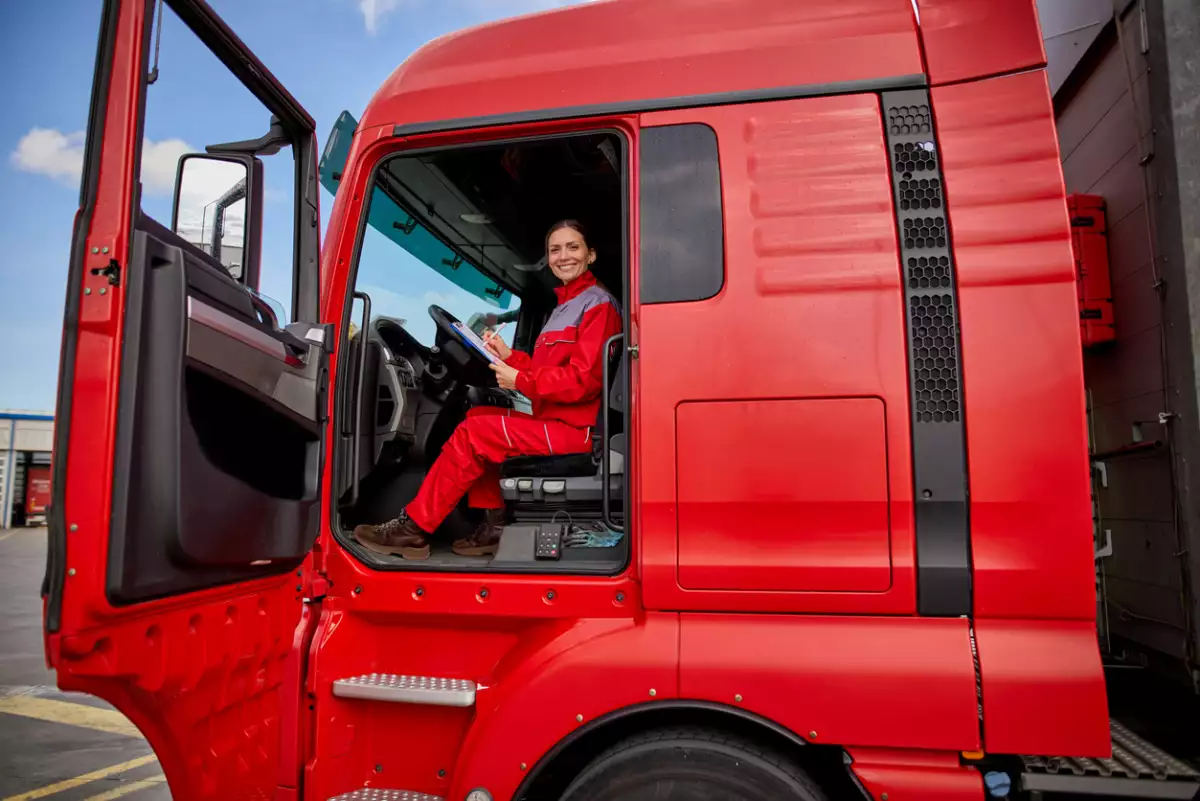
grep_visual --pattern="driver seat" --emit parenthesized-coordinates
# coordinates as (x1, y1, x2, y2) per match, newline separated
(499, 350, 625, 520)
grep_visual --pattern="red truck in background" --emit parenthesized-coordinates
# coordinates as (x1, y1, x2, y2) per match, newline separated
(24, 465, 51, 527)
(40, 1, 1199, 800)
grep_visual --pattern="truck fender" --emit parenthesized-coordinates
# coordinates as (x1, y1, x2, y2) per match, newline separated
(449, 612, 679, 801)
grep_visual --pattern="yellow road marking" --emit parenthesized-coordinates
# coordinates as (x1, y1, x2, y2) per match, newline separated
(0, 695, 142, 738)
(0, 755, 158, 801)
(82, 774, 166, 800)
(0, 526, 45, 542)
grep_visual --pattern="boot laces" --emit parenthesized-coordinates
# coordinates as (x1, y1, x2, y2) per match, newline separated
(376, 514, 408, 538)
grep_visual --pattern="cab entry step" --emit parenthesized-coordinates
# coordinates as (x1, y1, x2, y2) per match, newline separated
(1022, 720, 1199, 798)
(327, 790, 443, 801)
(332, 674, 477, 707)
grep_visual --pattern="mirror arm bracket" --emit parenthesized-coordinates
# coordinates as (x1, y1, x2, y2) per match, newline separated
(207, 114, 290, 157)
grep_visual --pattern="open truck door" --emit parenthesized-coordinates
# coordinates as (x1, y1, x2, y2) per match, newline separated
(43, 0, 325, 796)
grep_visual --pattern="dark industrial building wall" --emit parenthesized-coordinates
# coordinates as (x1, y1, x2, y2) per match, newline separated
(1054, 0, 1199, 684)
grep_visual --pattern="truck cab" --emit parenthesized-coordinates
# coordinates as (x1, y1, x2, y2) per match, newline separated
(45, 1, 1179, 799)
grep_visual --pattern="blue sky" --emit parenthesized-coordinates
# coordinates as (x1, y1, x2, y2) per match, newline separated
(0, 0, 585, 411)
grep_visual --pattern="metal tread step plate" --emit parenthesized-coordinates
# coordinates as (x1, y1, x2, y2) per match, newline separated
(332, 673, 477, 707)
(328, 790, 443, 801)
(1022, 719, 1199, 799)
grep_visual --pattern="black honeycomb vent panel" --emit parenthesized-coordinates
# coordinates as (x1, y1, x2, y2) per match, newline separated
(910, 295, 961, 422)
(893, 141, 937, 174)
(907, 255, 952, 289)
(882, 88, 971, 618)
(902, 216, 948, 249)
(887, 103, 931, 135)
(898, 177, 942, 211)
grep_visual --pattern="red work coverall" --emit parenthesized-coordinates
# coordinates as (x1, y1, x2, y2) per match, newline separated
(406, 271, 622, 532)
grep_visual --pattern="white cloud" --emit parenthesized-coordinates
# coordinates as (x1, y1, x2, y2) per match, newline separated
(10, 126, 252, 270)
(11, 126, 255, 276)
(10, 126, 194, 197)
(357, 0, 593, 35)
(358, 0, 403, 35)
(11, 128, 85, 186)
(140, 137, 194, 195)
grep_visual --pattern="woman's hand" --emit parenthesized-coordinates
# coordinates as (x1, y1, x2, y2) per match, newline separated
(483, 332, 512, 361)
(490, 362, 520, 391)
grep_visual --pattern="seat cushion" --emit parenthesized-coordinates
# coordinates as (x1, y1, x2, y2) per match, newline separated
(501, 452, 596, 478)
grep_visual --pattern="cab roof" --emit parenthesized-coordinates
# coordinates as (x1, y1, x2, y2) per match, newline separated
(358, 0, 926, 133)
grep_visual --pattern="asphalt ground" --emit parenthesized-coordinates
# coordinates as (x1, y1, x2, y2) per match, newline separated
(0, 528, 170, 800)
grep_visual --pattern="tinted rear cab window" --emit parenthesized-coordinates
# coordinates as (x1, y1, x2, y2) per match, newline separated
(639, 124, 724, 304)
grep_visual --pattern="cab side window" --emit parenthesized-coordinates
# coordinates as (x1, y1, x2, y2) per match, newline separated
(639, 124, 724, 304)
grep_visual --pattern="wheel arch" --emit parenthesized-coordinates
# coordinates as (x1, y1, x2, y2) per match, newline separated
(513, 700, 866, 800)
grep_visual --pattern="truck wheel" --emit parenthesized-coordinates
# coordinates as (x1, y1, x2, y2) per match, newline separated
(558, 726, 829, 801)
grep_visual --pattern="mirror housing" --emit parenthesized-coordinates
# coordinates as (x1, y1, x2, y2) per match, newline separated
(171, 152, 264, 288)
(318, 110, 357, 197)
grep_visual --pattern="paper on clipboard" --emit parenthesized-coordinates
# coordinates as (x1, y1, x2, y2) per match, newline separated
(451, 321, 503, 365)
(450, 322, 532, 409)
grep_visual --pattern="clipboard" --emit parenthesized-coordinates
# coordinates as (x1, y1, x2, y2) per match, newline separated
(451, 321, 502, 365)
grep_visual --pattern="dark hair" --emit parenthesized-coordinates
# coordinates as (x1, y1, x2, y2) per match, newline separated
(545, 218, 590, 248)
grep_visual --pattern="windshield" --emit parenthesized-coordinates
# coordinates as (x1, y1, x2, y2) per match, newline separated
(355, 186, 519, 346)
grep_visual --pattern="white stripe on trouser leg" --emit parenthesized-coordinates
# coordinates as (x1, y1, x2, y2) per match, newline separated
(501, 416, 512, 447)
(544, 424, 554, 454)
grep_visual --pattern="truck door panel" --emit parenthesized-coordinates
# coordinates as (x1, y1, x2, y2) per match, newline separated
(44, 1, 323, 797)
(108, 215, 323, 604)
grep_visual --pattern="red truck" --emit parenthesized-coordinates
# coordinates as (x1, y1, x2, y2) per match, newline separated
(41, 0, 1198, 799)
(24, 464, 51, 527)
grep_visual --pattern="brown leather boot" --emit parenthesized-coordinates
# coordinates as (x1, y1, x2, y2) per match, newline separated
(354, 510, 430, 560)
(452, 508, 505, 556)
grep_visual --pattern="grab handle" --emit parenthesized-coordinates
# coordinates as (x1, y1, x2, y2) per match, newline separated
(347, 291, 371, 507)
(601, 332, 624, 532)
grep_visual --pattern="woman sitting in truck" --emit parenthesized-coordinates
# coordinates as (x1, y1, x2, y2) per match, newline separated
(354, 219, 622, 560)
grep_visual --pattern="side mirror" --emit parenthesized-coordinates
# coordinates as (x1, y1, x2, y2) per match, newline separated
(171, 153, 264, 287)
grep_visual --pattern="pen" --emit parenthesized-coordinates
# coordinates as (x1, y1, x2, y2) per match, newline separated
(483, 321, 507, 345)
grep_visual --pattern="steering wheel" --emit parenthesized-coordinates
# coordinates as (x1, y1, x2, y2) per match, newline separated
(428, 305, 498, 385)
(428, 305, 495, 367)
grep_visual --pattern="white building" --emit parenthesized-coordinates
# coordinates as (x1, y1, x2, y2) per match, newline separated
(0, 411, 54, 528)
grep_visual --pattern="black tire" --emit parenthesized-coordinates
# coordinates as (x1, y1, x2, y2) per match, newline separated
(558, 726, 829, 801)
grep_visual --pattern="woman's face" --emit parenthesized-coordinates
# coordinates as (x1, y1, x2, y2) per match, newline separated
(547, 227, 594, 284)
